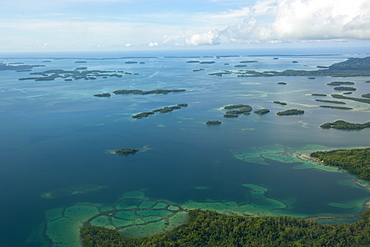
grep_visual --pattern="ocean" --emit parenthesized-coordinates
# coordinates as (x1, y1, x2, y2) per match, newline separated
(1, 48, 370, 246)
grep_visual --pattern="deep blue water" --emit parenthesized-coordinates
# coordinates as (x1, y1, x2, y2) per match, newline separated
(1, 48, 370, 246)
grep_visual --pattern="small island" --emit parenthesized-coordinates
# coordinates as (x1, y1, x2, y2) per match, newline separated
(277, 82, 287, 85)
(222, 104, 252, 118)
(315, 99, 346, 104)
(114, 148, 140, 155)
(93, 93, 111, 97)
(224, 104, 252, 111)
(332, 94, 370, 104)
(277, 109, 304, 116)
(239, 60, 258, 63)
(312, 94, 327, 97)
(18, 68, 127, 81)
(113, 89, 186, 95)
(273, 101, 287, 105)
(320, 120, 370, 130)
(206, 121, 222, 125)
(319, 106, 353, 110)
(362, 93, 370, 98)
(334, 86, 356, 91)
(223, 114, 239, 118)
(254, 109, 270, 115)
(133, 104, 188, 119)
(327, 81, 355, 86)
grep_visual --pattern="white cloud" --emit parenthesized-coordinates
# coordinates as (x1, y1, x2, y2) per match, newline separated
(186, 30, 220, 45)
(163, 35, 186, 46)
(218, 0, 370, 43)
(148, 42, 159, 47)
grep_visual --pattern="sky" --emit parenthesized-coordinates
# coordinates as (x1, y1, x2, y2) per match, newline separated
(0, 0, 370, 52)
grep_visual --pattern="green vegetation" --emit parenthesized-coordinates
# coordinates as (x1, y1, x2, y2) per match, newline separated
(206, 121, 222, 125)
(81, 208, 370, 247)
(222, 104, 252, 118)
(276, 109, 304, 116)
(223, 114, 239, 118)
(240, 60, 258, 63)
(133, 104, 188, 119)
(199, 61, 215, 64)
(277, 82, 287, 85)
(81, 144, 370, 247)
(311, 148, 370, 180)
(311, 93, 326, 96)
(334, 87, 356, 91)
(273, 101, 287, 105)
(254, 109, 270, 115)
(0, 62, 44, 71)
(320, 120, 370, 130)
(315, 99, 346, 104)
(327, 81, 355, 86)
(332, 94, 370, 104)
(224, 104, 252, 110)
(18, 69, 128, 81)
(319, 106, 353, 110)
(177, 103, 188, 107)
(225, 108, 252, 115)
(227, 56, 370, 77)
(132, 112, 155, 119)
(114, 149, 140, 155)
(362, 93, 370, 98)
(113, 89, 186, 95)
(94, 93, 111, 97)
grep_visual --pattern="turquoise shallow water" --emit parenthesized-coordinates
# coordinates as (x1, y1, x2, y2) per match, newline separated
(1, 49, 370, 246)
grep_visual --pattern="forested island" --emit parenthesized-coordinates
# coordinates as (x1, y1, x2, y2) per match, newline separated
(315, 99, 346, 104)
(254, 109, 270, 115)
(331, 94, 370, 104)
(206, 121, 222, 125)
(223, 104, 252, 118)
(320, 120, 370, 130)
(114, 149, 140, 155)
(319, 106, 353, 110)
(334, 86, 356, 91)
(327, 81, 355, 86)
(81, 148, 370, 247)
(276, 109, 304, 116)
(223, 56, 370, 77)
(310, 148, 370, 180)
(18, 68, 129, 81)
(113, 89, 186, 95)
(93, 93, 111, 97)
(132, 104, 188, 119)
(273, 101, 287, 105)
(0, 62, 45, 71)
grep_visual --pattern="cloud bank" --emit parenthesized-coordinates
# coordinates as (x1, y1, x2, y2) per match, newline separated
(186, 0, 370, 46)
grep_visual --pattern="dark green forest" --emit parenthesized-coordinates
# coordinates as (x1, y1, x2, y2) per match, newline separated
(310, 148, 370, 181)
(81, 148, 370, 246)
